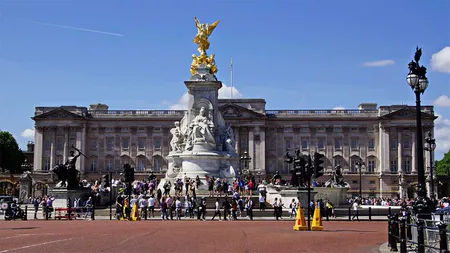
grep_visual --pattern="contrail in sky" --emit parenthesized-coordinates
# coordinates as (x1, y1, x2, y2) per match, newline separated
(34, 22, 125, 37)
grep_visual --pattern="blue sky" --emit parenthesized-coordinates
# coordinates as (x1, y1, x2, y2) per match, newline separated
(1, 0, 450, 159)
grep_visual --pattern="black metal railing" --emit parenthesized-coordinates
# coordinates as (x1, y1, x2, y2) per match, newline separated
(387, 212, 450, 253)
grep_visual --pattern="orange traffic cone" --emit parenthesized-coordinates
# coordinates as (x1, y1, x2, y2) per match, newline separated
(311, 207, 323, 231)
(293, 204, 308, 231)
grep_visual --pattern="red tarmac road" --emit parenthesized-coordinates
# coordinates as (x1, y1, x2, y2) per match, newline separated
(0, 220, 386, 253)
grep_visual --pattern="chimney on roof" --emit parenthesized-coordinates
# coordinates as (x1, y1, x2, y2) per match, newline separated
(89, 103, 109, 111)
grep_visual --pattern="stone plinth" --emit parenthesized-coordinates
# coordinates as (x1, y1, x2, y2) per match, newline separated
(48, 188, 91, 208)
(265, 185, 317, 209)
(313, 187, 349, 207)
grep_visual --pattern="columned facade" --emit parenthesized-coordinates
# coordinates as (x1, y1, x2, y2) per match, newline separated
(31, 101, 437, 198)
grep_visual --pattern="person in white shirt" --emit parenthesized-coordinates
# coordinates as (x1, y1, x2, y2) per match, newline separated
(166, 196, 174, 220)
(148, 195, 156, 218)
(212, 198, 222, 220)
(352, 200, 359, 221)
(139, 197, 147, 218)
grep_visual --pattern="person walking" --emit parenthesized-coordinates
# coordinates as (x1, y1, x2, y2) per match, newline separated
(212, 198, 222, 221)
(352, 200, 359, 221)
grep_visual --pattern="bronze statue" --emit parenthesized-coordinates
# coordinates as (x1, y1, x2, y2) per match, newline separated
(51, 145, 87, 189)
(190, 17, 220, 75)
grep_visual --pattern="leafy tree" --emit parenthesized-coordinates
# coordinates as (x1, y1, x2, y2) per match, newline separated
(0, 131, 25, 174)
(436, 151, 450, 176)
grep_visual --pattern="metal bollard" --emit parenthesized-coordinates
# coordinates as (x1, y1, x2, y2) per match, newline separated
(440, 212, 444, 222)
(406, 212, 412, 240)
(399, 217, 407, 253)
(369, 207, 372, 221)
(438, 222, 448, 252)
(388, 206, 392, 216)
(348, 206, 351, 221)
(391, 214, 399, 252)
(145, 208, 148, 220)
(24, 206, 28, 221)
(416, 219, 425, 253)
(388, 215, 393, 248)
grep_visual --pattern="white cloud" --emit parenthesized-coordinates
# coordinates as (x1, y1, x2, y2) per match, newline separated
(20, 128, 35, 138)
(434, 113, 450, 153)
(218, 83, 243, 99)
(332, 106, 345, 110)
(431, 46, 450, 73)
(168, 84, 243, 110)
(363, 60, 395, 67)
(434, 95, 450, 107)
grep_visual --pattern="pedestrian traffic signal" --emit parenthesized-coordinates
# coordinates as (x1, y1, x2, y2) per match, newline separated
(306, 155, 313, 178)
(102, 174, 110, 188)
(313, 152, 325, 178)
(123, 164, 135, 183)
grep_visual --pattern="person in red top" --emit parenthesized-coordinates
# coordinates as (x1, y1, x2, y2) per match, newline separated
(248, 180, 254, 196)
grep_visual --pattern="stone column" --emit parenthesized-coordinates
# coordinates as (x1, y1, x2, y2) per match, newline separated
(379, 126, 390, 173)
(130, 127, 138, 166)
(411, 131, 417, 173)
(259, 128, 266, 174)
(146, 127, 153, 171)
(248, 127, 254, 171)
(50, 127, 56, 169)
(34, 127, 43, 171)
(80, 124, 87, 172)
(397, 130, 403, 173)
(234, 127, 240, 155)
(379, 175, 384, 198)
(76, 127, 82, 172)
(63, 127, 69, 162)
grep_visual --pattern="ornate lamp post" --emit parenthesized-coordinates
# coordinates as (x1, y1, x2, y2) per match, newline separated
(356, 161, 365, 198)
(21, 159, 31, 172)
(424, 131, 436, 199)
(406, 47, 432, 218)
(240, 150, 251, 179)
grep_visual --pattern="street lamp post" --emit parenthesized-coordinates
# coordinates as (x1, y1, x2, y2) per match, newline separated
(424, 131, 436, 199)
(240, 150, 252, 180)
(356, 161, 365, 198)
(406, 47, 432, 218)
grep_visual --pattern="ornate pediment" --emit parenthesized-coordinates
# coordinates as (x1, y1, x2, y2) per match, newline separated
(33, 108, 86, 120)
(219, 103, 265, 118)
(378, 107, 436, 120)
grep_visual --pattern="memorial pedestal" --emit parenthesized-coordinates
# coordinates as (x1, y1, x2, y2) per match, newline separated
(48, 188, 91, 208)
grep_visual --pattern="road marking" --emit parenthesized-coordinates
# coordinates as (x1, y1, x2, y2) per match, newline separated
(0, 238, 72, 253)
(0, 233, 55, 240)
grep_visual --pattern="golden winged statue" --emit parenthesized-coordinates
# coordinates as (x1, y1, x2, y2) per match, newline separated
(191, 17, 220, 75)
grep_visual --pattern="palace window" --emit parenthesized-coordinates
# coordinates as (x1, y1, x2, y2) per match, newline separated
(122, 137, 129, 151)
(350, 159, 358, 173)
(56, 137, 64, 150)
(43, 157, 50, 171)
(334, 127, 342, 133)
(318, 139, 325, 150)
(403, 139, 411, 149)
(138, 138, 146, 150)
(334, 139, 342, 150)
(90, 159, 96, 172)
(351, 138, 359, 150)
(153, 156, 162, 171)
(317, 127, 325, 132)
(334, 157, 342, 168)
(69, 137, 76, 149)
(390, 139, 398, 149)
(137, 158, 145, 171)
(404, 157, 411, 173)
(105, 158, 113, 171)
(106, 137, 114, 151)
(390, 160, 398, 173)
(90, 139, 97, 151)
(154, 139, 161, 150)
(285, 138, 292, 150)
(368, 160, 376, 173)
(301, 140, 308, 150)
(56, 156, 63, 166)
(350, 127, 358, 132)
(368, 139, 375, 150)
(44, 138, 51, 150)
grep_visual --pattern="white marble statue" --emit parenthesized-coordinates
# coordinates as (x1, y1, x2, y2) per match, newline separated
(185, 106, 215, 150)
(170, 121, 184, 152)
(223, 122, 236, 152)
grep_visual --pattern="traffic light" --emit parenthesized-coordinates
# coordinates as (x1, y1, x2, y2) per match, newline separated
(102, 174, 110, 188)
(313, 152, 325, 178)
(123, 164, 135, 183)
(294, 157, 305, 174)
(306, 155, 313, 178)
(284, 151, 293, 164)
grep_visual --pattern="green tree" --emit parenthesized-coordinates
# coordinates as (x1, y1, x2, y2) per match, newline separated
(0, 131, 25, 174)
(436, 151, 450, 176)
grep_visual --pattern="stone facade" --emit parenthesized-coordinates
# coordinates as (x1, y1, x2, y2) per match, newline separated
(31, 100, 437, 198)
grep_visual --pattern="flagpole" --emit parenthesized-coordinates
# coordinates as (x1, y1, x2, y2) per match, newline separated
(230, 58, 233, 99)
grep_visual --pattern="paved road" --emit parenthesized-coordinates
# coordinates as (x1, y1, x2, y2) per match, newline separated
(0, 220, 386, 253)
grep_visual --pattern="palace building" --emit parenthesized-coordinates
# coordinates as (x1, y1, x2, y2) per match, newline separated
(31, 99, 437, 198)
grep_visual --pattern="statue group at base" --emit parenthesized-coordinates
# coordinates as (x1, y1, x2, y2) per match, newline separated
(50, 146, 86, 190)
(324, 166, 350, 188)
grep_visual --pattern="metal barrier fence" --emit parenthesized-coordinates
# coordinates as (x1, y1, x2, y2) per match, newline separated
(387, 213, 450, 253)
(44, 206, 95, 221)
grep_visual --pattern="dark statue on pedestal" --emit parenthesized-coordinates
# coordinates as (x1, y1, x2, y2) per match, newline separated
(51, 145, 86, 190)
(325, 165, 350, 188)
